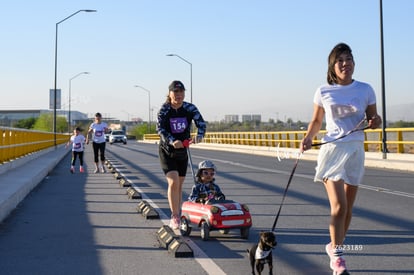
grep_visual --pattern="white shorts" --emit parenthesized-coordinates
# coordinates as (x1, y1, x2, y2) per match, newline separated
(314, 141, 365, 186)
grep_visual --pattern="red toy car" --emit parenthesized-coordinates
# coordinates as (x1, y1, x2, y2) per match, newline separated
(179, 199, 252, 241)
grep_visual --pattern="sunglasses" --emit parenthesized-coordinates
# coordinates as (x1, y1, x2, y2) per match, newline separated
(202, 170, 215, 176)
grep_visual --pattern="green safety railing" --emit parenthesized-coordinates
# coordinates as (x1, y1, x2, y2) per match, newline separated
(0, 127, 68, 164)
(144, 128, 414, 154)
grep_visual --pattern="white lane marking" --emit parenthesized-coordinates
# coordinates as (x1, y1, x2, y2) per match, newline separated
(197, 155, 414, 199)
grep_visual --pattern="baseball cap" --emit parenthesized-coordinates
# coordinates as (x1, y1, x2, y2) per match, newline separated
(169, 80, 185, 91)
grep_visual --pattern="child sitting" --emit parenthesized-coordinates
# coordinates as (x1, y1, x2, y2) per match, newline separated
(188, 160, 225, 203)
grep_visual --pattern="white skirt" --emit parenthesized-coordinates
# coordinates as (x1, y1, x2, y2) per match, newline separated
(315, 141, 365, 186)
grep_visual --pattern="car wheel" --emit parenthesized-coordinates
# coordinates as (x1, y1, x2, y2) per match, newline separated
(110, 142, 113, 145)
(123, 142, 127, 144)
(219, 229, 230, 235)
(240, 228, 250, 239)
(179, 217, 192, 236)
(200, 221, 209, 241)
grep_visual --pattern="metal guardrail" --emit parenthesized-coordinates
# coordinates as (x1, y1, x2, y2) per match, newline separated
(0, 127, 68, 164)
(144, 128, 414, 154)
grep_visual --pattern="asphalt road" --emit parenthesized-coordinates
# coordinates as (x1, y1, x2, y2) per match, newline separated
(0, 142, 413, 275)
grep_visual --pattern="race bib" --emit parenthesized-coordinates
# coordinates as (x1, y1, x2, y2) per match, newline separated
(95, 130, 103, 137)
(169, 117, 187, 134)
(74, 143, 82, 149)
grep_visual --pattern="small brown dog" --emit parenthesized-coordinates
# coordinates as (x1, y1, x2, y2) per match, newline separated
(247, 231, 277, 275)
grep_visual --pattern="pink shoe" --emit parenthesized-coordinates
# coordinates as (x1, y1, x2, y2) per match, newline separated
(169, 215, 180, 230)
(79, 166, 84, 173)
(331, 257, 350, 275)
(70, 166, 75, 174)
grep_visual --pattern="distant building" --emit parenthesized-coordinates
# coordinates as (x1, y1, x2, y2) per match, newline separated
(0, 109, 88, 127)
(224, 115, 239, 123)
(241, 114, 261, 123)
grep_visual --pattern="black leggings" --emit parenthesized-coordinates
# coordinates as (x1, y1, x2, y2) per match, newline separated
(92, 142, 106, 163)
(71, 151, 84, 166)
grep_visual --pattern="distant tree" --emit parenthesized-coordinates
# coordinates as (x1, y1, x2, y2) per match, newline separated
(390, 120, 414, 128)
(13, 117, 36, 129)
(33, 113, 67, 132)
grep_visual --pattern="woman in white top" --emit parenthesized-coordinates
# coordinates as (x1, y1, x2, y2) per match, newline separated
(86, 112, 108, 173)
(301, 43, 382, 275)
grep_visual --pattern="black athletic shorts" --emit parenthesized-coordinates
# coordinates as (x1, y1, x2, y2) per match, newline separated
(159, 146, 188, 176)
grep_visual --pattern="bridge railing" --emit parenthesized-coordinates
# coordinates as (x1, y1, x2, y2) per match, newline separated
(144, 127, 414, 154)
(0, 127, 68, 164)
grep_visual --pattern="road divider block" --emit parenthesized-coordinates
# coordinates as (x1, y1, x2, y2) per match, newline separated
(136, 200, 159, 219)
(126, 187, 141, 199)
(156, 225, 193, 258)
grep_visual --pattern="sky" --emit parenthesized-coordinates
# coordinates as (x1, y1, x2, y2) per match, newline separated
(1, 0, 413, 123)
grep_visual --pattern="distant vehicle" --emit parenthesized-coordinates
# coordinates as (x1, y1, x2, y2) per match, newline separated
(105, 130, 112, 142)
(180, 199, 252, 241)
(109, 130, 127, 145)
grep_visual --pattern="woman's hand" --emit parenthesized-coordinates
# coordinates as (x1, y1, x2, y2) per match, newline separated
(368, 115, 382, 129)
(300, 137, 313, 152)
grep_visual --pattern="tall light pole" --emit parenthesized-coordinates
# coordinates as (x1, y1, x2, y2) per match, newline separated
(379, 0, 388, 159)
(53, 9, 96, 146)
(68, 72, 90, 132)
(166, 54, 192, 103)
(134, 85, 151, 133)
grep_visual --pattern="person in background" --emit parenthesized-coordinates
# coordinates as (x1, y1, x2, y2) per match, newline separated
(188, 160, 225, 203)
(300, 43, 382, 275)
(66, 127, 86, 173)
(157, 80, 206, 229)
(86, 112, 108, 173)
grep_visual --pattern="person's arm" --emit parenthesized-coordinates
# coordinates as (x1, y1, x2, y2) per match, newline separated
(188, 185, 200, 202)
(191, 104, 206, 143)
(215, 184, 225, 200)
(156, 105, 177, 146)
(85, 127, 93, 144)
(366, 104, 382, 129)
(65, 137, 72, 148)
(301, 104, 324, 152)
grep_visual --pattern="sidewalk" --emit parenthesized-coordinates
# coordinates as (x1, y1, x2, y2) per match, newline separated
(0, 145, 68, 223)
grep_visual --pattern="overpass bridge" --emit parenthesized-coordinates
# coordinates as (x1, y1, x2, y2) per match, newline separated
(0, 141, 413, 274)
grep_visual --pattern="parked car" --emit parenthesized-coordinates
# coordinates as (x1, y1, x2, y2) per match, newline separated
(180, 199, 252, 241)
(109, 130, 127, 145)
(105, 130, 112, 142)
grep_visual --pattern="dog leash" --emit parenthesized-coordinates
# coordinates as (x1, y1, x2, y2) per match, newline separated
(271, 118, 369, 232)
(311, 119, 369, 147)
(271, 152, 302, 232)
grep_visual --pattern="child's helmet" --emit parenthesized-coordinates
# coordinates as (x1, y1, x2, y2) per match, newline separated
(196, 160, 216, 180)
(198, 160, 216, 171)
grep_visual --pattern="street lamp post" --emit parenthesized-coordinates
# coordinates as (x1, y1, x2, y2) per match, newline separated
(68, 72, 90, 132)
(134, 85, 151, 133)
(53, 9, 96, 146)
(166, 54, 192, 103)
(379, 0, 388, 159)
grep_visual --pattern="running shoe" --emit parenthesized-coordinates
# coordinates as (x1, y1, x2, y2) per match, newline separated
(79, 166, 84, 173)
(326, 243, 334, 268)
(331, 257, 349, 275)
(70, 166, 75, 174)
(169, 215, 180, 230)
(100, 166, 106, 173)
(94, 167, 99, 173)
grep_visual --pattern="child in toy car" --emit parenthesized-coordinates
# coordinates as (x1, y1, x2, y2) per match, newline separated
(188, 160, 225, 203)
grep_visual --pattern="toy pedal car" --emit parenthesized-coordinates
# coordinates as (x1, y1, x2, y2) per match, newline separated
(179, 199, 252, 241)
